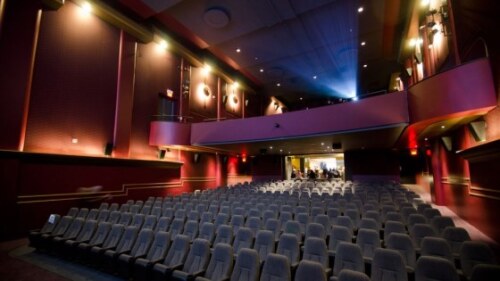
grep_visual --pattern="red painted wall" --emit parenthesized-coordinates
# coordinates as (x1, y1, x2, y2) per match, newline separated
(0, 0, 40, 150)
(344, 149, 401, 182)
(24, 3, 119, 155)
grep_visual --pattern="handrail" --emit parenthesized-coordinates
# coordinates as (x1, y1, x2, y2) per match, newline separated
(152, 115, 193, 123)
(462, 36, 489, 61)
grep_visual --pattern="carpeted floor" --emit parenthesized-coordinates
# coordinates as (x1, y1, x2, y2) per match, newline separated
(1, 239, 121, 281)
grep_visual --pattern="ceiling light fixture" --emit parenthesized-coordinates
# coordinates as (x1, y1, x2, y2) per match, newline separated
(259, 69, 264, 73)
(313, 75, 317, 79)
(358, 6, 364, 13)
(202, 64, 212, 76)
(276, 83, 281, 87)
(81, 1, 92, 14)
(236, 48, 241, 53)
(361, 41, 366, 46)
(363, 64, 368, 68)
(441, 125, 446, 129)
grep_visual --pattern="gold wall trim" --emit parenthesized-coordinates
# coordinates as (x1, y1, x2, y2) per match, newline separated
(441, 177, 470, 186)
(17, 177, 217, 204)
(470, 186, 500, 194)
(469, 191, 500, 201)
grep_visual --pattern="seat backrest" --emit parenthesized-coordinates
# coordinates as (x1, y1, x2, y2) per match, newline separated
(295, 213, 310, 234)
(283, 220, 302, 242)
(303, 237, 328, 268)
(151, 207, 162, 219)
(246, 216, 262, 235)
(214, 224, 233, 246)
(129, 204, 141, 214)
(329, 225, 352, 253)
(96, 209, 110, 222)
(371, 248, 408, 281)
(142, 215, 157, 230)
(337, 269, 370, 281)
(441, 226, 471, 256)
(118, 212, 132, 226)
(333, 242, 365, 277)
(101, 223, 125, 249)
(384, 211, 404, 224)
(422, 208, 441, 221)
(230, 215, 245, 233)
(410, 224, 437, 250)
(400, 207, 417, 224)
(253, 230, 275, 262)
(118, 203, 130, 213)
(357, 218, 378, 232)
(115, 225, 139, 254)
(107, 211, 121, 224)
(420, 237, 454, 264)
(39, 214, 61, 234)
(306, 222, 326, 240)
(88, 221, 111, 246)
(460, 241, 497, 279)
(294, 260, 326, 281)
(130, 228, 154, 257)
(260, 253, 291, 281)
(188, 210, 200, 222)
(385, 233, 416, 271)
(345, 209, 360, 227)
(469, 264, 500, 281)
(181, 238, 210, 274)
(76, 208, 89, 219)
(313, 214, 331, 231)
(62, 217, 85, 239)
(415, 256, 459, 281)
(214, 213, 229, 229)
(75, 219, 98, 242)
(335, 216, 354, 237)
(383, 221, 406, 243)
(162, 207, 174, 219)
(407, 214, 427, 228)
(279, 212, 293, 231)
(183, 220, 199, 242)
(263, 210, 277, 224)
(230, 248, 260, 281)
(87, 209, 99, 220)
(355, 228, 381, 261)
(204, 243, 234, 280)
(264, 218, 281, 241)
(163, 234, 190, 266)
(131, 213, 145, 229)
(198, 222, 215, 243)
(145, 231, 170, 261)
(430, 216, 455, 235)
(233, 227, 254, 255)
(155, 217, 171, 232)
(276, 233, 300, 266)
(170, 218, 185, 239)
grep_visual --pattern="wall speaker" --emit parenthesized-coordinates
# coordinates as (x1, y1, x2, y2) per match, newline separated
(332, 142, 342, 150)
(441, 136, 452, 152)
(158, 149, 166, 159)
(104, 142, 114, 156)
(222, 95, 228, 105)
(259, 148, 267, 155)
(42, 0, 64, 10)
(222, 155, 228, 164)
(193, 153, 200, 163)
(468, 120, 486, 142)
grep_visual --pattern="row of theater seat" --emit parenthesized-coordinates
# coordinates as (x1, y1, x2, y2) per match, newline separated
(30, 183, 498, 278)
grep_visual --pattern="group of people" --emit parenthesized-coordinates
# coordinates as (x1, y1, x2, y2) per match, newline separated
(291, 167, 343, 180)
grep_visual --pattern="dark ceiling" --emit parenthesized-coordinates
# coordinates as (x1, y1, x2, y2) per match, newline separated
(118, 0, 410, 109)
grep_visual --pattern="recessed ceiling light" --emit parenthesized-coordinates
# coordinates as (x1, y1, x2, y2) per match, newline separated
(236, 48, 241, 53)
(254, 57, 259, 60)
(441, 125, 446, 129)
(259, 69, 264, 73)
(361, 41, 366, 46)
(299, 97, 303, 101)
(269, 146, 273, 149)
(313, 75, 317, 79)
(81, 1, 92, 14)
(280, 149, 283, 152)
(363, 64, 368, 68)
(276, 83, 281, 87)
(425, 138, 428, 141)
(358, 6, 364, 13)
(321, 142, 324, 146)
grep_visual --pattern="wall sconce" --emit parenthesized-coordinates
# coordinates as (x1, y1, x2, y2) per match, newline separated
(202, 64, 211, 77)
(232, 95, 239, 105)
(274, 101, 280, 111)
